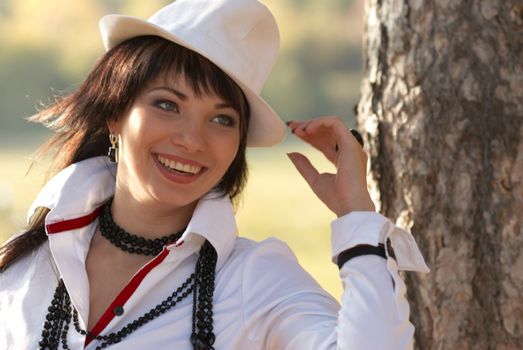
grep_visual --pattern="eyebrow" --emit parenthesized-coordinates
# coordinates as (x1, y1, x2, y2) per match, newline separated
(214, 102, 234, 109)
(148, 86, 187, 100)
(147, 86, 235, 110)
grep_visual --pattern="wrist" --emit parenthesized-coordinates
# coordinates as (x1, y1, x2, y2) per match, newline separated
(336, 196, 376, 218)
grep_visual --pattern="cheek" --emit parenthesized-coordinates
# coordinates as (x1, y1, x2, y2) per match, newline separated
(224, 135, 241, 164)
(123, 111, 165, 153)
(126, 109, 156, 137)
(209, 135, 240, 175)
(222, 143, 242, 179)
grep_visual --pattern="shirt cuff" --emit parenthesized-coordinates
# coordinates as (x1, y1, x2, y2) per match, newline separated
(331, 211, 430, 273)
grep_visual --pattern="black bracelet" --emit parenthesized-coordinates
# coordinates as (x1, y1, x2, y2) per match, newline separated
(337, 240, 396, 269)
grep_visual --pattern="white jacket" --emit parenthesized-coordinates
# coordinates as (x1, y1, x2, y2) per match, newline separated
(0, 156, 429, 349)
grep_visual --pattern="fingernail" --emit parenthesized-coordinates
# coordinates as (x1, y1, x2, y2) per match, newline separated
(350, 129, 364, 148)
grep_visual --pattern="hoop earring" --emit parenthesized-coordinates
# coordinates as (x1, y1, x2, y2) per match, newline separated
(108, 133, 119, 163)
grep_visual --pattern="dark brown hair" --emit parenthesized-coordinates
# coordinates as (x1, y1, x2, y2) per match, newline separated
(0, 36, 251, 271)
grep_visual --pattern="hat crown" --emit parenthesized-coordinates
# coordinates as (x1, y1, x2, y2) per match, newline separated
(148, 0, 279, 93)
(99, 0, 286, 146)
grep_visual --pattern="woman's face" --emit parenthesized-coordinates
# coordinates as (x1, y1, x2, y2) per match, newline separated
(110, 74, 241, 209)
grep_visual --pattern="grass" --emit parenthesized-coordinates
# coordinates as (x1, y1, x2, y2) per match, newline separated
(0, 140, 342, 300)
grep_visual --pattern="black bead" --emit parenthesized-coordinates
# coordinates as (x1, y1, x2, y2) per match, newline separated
(195, 339, 207, 350)
(113, 305, 124, 316)
(190, 332, 198, 345)
(207, 332, 216, 345)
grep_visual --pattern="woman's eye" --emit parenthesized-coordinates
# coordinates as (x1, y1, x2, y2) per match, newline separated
(155, 100, 178, 112)
(212, 114, 236, 127)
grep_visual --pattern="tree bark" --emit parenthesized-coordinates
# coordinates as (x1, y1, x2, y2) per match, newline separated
(357, 0, 523, 349)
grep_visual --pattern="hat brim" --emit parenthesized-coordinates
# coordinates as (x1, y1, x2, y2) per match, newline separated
(99, 15, 286, 147)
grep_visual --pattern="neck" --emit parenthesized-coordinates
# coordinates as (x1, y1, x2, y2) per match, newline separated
(110, 186, 197, 240)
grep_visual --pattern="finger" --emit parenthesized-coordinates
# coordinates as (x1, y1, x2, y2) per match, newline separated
(287, 118, 365, 168)
(286, 152, 320, 188)
(286, 120, 310, 134)
(334, 129, 363, 154)
(286, 121, 330, 155)
(292, 118, 346, 163)
(302, 116, 347, 135)
(303, 118, 349, 148)
(302, 118, 365, 158)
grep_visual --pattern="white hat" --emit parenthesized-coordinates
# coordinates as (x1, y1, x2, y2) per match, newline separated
(99, 0, 286, 147)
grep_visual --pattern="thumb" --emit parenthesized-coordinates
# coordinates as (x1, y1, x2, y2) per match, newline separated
(287, 152, 319, 188)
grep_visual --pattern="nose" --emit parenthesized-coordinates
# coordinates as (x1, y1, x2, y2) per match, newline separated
(170, 118, 207, 152)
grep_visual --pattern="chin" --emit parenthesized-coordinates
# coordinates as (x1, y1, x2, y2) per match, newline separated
(149, 184, 209, 209)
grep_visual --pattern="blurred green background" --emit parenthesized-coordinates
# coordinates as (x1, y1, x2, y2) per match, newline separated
(0, 0, 364, 299)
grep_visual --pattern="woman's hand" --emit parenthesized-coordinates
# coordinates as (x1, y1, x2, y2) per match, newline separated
(286, 116, 375, 217)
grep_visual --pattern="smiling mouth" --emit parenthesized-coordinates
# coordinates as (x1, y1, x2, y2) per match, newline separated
(156, 154, 203, 175)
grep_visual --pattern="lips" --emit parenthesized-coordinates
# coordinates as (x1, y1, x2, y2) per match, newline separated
(153, 153, 207, 184)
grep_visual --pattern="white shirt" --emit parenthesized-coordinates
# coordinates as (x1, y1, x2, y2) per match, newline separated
(0, 156, 429, 349)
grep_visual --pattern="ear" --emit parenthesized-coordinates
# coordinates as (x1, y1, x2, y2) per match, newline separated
(107, 119, 121, 134)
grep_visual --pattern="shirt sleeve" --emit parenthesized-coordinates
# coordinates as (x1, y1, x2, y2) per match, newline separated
(240, 212, 429, 350)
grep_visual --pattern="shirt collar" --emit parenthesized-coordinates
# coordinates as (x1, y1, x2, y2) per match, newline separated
(180, 192, 238, 268)
(28, 156, 238, 269)
(28, 156, 117, 224)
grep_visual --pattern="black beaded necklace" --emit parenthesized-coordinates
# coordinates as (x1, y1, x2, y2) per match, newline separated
(38, 199, 217, 350)
(98, 198, 183, 256)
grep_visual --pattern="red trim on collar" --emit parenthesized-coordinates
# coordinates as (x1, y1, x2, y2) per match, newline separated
(84, 248, 171, 346)
(46, 206, 104, 234)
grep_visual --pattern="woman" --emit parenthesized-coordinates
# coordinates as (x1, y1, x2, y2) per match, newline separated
(0, 0, 429, 349)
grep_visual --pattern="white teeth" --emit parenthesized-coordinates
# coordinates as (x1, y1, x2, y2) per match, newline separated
(157, 155, 202, 175)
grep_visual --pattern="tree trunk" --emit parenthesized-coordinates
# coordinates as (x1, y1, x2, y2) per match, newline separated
(357, 0, 523, 349)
